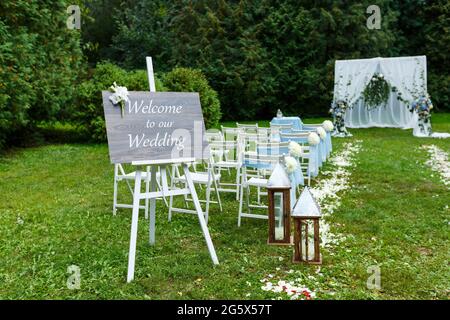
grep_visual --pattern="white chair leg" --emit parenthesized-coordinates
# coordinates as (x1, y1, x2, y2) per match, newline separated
(205, 181, 211, 225)
(246, 184, 252, 215)
(235, 167, 241, 200)
(212, 174, 223, 212)
(113, 164, 119, 215)
(257, 186, 261, 205)
(238, 182, 245, 227)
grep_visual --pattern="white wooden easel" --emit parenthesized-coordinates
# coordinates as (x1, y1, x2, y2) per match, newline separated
(126, 57, 219, 282)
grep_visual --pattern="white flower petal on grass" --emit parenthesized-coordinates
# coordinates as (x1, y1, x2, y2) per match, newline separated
(421, 145, 450, 186)
(310, 141, 362, 248)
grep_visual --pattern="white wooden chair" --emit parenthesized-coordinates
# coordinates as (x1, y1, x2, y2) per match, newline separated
(238, 132, 274, 203)
(168, 160, 222, 224)
(221, 126, 241, 142)
(270, 123, 293, 134)
(236, 122, 258, 134)
(113, 164, 168, 218)
(279, 132, 318, 185)
(209, 140, 242, 200)
(238, 153, 284, 226)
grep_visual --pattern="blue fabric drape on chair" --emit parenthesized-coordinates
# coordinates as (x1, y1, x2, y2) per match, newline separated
(270, 117, 303, 130)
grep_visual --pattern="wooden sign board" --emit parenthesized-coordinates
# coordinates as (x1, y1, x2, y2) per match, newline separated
(102, 91, 210, 164)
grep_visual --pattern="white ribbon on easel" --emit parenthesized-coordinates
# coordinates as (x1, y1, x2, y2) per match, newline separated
(125, 57, 219, 282)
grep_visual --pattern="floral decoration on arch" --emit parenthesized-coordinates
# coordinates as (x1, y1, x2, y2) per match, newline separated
(329, 100, 352, 137)
(109, 82, 129, 118)
(362, 73, 391, 110)
(409, 94, 433, 136)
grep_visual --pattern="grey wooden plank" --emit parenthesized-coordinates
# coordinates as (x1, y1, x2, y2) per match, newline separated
(102, 91, 210, 164)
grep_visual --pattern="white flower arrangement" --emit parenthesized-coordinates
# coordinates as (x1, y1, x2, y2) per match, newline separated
(284, 156, 298, 173)
(288, 141, 303, 157)
(109, 82, 129, 117)
(316, 127, 326, 140)
(322, 120, 334, 132)
(308, 132, 320, 145)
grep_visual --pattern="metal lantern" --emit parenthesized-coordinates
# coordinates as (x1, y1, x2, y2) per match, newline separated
(292, 187, 322, 264)
(267, 163, 292, 245)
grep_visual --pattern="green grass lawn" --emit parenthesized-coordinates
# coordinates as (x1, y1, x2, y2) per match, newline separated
(0, 115, 449, 299)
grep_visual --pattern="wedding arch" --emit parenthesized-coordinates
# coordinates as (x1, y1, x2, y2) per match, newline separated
(332, 56, 428, 129)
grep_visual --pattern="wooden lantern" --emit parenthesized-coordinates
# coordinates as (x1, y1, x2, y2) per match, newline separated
(292, 187, 322, 264)
(267, 163, 292, 245)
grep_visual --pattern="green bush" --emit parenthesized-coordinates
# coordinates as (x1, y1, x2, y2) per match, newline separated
(75, 62, 165, 141)
(162, 68, 221, 129)
(0, 0, 83, 148)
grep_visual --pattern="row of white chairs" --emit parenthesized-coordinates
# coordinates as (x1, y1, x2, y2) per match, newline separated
(112, 121, 332, 227)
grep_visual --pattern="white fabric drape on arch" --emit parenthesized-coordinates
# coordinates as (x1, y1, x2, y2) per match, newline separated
(345, 94, 417, 128)
(333, 56, 427, 129)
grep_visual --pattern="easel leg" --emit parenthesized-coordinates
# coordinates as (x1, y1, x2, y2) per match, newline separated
(149, 165, 157, 245)
(127, 169, 142, 283)
(168, 165, 175, 221)
(145, 166, 150, 219)
(183, 164, 219, 265)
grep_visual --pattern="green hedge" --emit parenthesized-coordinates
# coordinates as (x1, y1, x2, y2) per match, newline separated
(162, 68, 221, 129)
(0, 0, 83, 148)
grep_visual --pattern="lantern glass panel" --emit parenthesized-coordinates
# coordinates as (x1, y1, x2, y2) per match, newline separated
(274, 192, 284, 240)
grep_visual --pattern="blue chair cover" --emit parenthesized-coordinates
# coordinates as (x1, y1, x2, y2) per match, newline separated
(256, 145, 289, 156)
(290, 128, 327, 165)
(256, 145, 304, 187)
(279, 135, 319, 178)
(270, 117, 303, 130)
(326, 131, 332, 156)
(300, 126, 333, 158)
(288, 158, 304, 187)
(288, 177, 297, 210)
(242, 159, 274, 170)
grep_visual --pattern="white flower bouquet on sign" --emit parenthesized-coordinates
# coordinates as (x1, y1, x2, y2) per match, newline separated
(288, 141, 303, 157)
(308, 132, 320, 145)
(109, 82, 129, 117)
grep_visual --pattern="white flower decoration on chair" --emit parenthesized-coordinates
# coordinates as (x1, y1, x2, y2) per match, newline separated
(316, 127, 326, 140)
(322, 120, 334, 132)
(308, 132, 320, 145)
(288, 141, 303, 157)
(109, 82, 129, 118)
(284, 156, 298, 174)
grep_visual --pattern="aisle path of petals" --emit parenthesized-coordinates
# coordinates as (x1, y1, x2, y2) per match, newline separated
(259, 140, 362, 300)
(421, 145, 450, 187)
